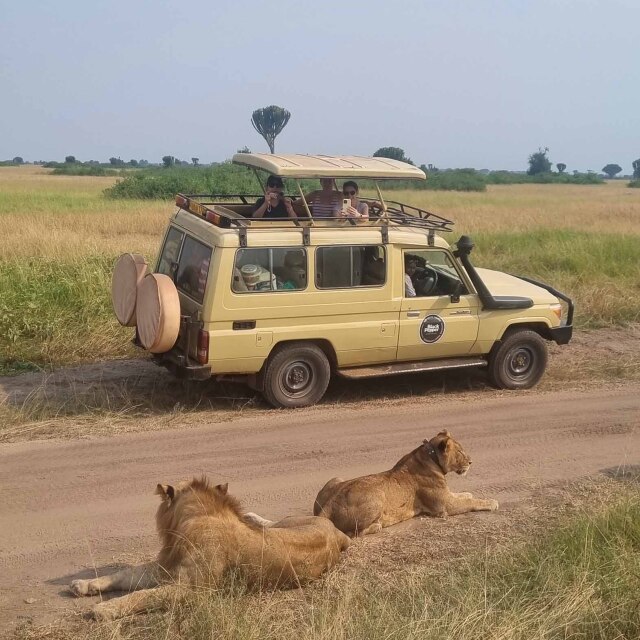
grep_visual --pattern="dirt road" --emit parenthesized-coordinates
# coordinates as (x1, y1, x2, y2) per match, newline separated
(1, 385, 639, 634)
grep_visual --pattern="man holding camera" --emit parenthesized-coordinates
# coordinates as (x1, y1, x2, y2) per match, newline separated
(253, 175, 297, 219)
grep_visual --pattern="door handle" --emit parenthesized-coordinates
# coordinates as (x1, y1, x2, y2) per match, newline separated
(407, 311, 420, 318)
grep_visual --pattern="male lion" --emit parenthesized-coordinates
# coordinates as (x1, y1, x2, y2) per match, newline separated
(313, 430, 498, 536)
(70, 477, 350, 620)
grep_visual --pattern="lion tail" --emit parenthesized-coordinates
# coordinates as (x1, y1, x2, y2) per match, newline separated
(313, 477, 343, 517)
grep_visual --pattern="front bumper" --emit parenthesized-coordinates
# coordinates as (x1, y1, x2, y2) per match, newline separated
(512, 274, 574, 345)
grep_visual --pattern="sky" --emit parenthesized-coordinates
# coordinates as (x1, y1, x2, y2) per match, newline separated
(1, 0, 639, 173)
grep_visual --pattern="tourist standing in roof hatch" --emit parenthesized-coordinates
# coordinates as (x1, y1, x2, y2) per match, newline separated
(299, 178, 342, 218)
(253, 175, 297, 219)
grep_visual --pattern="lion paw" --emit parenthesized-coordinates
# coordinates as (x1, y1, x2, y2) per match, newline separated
(91, 603, 117, 622)
(70, 579, 95, 597)
(489, 500, 499, 511)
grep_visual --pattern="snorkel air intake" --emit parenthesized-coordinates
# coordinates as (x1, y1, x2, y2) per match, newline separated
(453, 236, 533, 311)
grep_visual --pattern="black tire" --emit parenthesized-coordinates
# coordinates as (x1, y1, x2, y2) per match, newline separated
(488, 329, 548, 390)
(262, 343, 331, 408)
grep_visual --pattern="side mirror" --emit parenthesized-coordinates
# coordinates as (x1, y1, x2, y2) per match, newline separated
(450, 281, 463, 303)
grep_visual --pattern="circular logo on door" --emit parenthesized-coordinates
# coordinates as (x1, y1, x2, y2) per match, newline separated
(420, 315, 445, 343)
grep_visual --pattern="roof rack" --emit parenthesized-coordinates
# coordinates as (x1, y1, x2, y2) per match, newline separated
(174, 194, 454, 248)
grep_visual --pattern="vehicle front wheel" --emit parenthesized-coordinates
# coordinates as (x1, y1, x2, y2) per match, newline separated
(262, 344, 331, 408)
(488, 329, 548, 390)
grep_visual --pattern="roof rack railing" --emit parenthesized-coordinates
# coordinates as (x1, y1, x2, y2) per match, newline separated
(175, 193, 454, 247)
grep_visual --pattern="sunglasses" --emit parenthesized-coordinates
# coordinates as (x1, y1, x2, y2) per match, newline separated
(343, 190, 357, 196)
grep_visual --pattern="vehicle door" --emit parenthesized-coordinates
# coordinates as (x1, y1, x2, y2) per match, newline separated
(397, 248, 479, 361)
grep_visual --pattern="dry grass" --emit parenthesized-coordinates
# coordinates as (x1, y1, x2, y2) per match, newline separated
(1, 166, 639, 372)
(14, 473, 640, 640)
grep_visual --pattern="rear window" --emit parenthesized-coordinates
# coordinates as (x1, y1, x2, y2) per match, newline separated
(157, 228, 212, 303)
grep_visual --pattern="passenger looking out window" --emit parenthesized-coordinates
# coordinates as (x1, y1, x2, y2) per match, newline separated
(232, 247, 307, 293)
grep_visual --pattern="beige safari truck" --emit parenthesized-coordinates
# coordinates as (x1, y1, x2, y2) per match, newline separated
(111, 153, 573, 408)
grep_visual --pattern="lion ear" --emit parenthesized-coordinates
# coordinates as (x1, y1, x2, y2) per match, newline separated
(215, 483, 229, 495)
(438, 438, 451, 452)
(438, 429, 451, 438)
(155, 484, 175, 502)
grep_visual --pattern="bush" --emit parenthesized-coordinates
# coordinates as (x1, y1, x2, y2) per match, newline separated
(104, 163, 315, 199)
(423, 169, 486, 191)
(50, 164, 125, 177)
(486, 171, 604, 185)
(628, 180, 640, 188)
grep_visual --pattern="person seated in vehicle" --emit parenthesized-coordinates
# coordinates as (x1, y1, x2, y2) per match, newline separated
(253, 175, 297, 219)
(404, 256, 417, 297)
(340, 181, 369, 221)
(275, 250, 306, 290)
(297, 178, 342, 219)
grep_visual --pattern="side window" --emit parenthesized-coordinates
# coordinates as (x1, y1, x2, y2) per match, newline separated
(157, 227, 185, 276)
(404, 250, 468, 298)
(175, 236, 212, 303)
(232, 247, 307, 293)
(316, 245, 386, 289)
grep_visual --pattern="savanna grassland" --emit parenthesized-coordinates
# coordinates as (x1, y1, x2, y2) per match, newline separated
(1, 165, 639, 375)
(3, 167, 640, 640)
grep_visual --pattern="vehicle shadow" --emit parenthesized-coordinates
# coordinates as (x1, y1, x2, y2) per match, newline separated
(0, 356, 492, 424)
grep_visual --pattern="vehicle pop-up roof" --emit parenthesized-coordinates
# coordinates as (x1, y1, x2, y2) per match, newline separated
(231, 153, 427, 180)
(174, 153, 452, 246)
(231, 152, 427, 221)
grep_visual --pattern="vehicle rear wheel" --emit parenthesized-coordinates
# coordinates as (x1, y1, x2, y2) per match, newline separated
(488, 329, 548, 390)
(262, 344, 331, 408)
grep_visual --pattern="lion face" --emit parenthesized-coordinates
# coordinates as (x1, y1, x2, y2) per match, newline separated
(429, 430, 472, 475)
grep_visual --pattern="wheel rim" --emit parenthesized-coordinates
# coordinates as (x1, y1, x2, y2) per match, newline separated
(280, 360, 314, 397)
(505, 346, 535, 380)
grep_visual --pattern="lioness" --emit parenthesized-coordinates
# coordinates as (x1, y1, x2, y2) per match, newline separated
(313, 430, 498, 536)
(70, 477, 350, 620)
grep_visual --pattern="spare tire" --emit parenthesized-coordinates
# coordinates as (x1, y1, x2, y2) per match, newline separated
(136, 274, 180, 353)
(111, 253, 148, 326)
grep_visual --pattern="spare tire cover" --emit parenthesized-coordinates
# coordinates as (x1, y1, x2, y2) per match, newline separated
(111, 253, 148, 326)
(136, 274, 180, 353)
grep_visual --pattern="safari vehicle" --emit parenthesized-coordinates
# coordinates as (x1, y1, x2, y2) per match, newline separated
(111, 153, 573, 408)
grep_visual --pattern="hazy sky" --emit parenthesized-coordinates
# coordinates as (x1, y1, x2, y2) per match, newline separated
(1, 0, 638, 172)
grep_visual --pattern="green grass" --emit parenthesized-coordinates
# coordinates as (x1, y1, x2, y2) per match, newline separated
(472, 230, 640, 328)
(0, 255, 134, 371)
(18, 489, 640, 640)
(1, 230, 638, 374)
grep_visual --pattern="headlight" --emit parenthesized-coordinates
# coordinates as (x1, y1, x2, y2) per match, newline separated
(550, 303, 562, 321)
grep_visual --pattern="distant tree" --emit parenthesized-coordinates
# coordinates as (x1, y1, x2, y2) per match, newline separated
(556, 163, 566, 174)
(527, 147, 551, 175)
(237, 146, 251, 154)
(251, 105, 291, 154)
(419, 163, 438, 174)
(192, 157, 199, 166)
(129, 159, 139, 167)
(373, 147, 413, 165)
(632, 159, 640, 179)
(12, 156, 24, 164)
(139, 159, 149, 167)
(162, 155, 175, 168)
(65, 155, 76, 164)
(109, 157, 125, 166)
(602, 164, 622, 179)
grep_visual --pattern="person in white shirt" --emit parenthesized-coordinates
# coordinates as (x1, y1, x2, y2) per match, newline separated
(404, 257, 417, 297)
